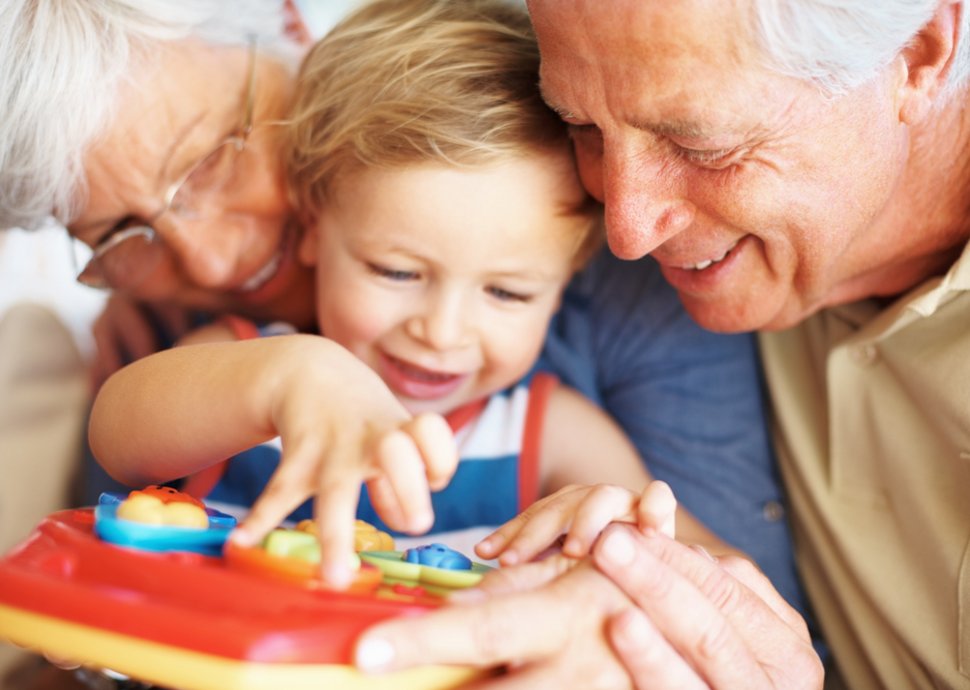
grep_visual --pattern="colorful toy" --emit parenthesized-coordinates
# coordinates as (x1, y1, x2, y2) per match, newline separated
(95, 491, 236, 556)
(404, 543, 473, 570)
(224, 529, 384, 595)
(116, 485, 209, 528)
(0, 492, 495, 690)
(361, 545, 491, 594)
(294, 518, 396, 552)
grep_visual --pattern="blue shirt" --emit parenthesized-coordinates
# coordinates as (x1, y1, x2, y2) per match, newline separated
(539, 248, 815, 629)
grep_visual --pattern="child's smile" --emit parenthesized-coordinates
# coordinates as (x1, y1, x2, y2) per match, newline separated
(301, 153, 590, 416)
(377, 352, 470, 402)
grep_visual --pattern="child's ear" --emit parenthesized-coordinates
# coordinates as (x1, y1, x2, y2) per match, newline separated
(895, 0, 961, 125)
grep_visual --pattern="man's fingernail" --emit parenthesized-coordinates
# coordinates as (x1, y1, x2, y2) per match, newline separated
(599, 528, 635, 567)
(355, 636, 395, 672)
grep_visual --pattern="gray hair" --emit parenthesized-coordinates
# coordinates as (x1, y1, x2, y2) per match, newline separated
(753, 0, 970, 96)
(0, 0, 288, 230)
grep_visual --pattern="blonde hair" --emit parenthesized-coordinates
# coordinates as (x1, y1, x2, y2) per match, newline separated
(286, 0, 601, 267)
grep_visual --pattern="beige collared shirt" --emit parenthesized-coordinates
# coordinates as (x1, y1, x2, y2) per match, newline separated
(760, 241, 970, 690)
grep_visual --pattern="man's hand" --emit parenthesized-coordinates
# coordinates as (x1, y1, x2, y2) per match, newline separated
(593, 524, 823, 689)
(354, 525, 823, 689)
(355, 555, 635, 689)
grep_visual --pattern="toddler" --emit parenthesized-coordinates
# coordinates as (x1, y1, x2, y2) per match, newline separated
(90, 0, 732, 588)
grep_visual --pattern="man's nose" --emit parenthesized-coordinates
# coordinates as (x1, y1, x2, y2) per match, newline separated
(600, 138, 695, 260)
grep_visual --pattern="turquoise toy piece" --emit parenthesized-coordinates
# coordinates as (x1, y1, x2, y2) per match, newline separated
(94, 492, 236, 556)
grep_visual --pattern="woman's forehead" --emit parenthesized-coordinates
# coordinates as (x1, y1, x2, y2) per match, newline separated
(71, 40, 288, 238)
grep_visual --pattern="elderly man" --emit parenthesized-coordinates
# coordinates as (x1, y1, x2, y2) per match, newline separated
(2, 1, 809, 687)
(355, 1, 970, 688)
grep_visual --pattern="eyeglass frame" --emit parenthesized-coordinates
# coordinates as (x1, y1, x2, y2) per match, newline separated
(71, 35, 260, 289)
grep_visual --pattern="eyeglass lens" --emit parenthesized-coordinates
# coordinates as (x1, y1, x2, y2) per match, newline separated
(168, 138, 246, 218)
(76, 228, 164, 290)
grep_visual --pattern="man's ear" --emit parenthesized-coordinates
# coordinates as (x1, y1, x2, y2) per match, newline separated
(897, 0, 962, 125)
(297, 210, 321, 267)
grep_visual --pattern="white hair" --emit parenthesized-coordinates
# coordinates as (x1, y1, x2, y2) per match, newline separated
(752, 0, 970, 96)
(0, 0, 288, 230)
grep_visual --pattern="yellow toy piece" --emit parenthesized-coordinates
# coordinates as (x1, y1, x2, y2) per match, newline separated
(116, 494, 209, 529)
(295, 519, 395, 552)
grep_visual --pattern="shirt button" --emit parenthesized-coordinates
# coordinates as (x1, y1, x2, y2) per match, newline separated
(851, 343, 879, 366)
(762, 500, 786, 522)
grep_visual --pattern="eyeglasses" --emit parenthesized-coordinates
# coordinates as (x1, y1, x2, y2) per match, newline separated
(72, 37, 262, 290)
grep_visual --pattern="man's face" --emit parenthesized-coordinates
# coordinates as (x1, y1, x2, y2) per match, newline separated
(68, 41, 315, 326)
(528, 0, 912, 331)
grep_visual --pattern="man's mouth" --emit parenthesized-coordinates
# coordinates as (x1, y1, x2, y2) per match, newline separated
(679, 239, 740, 271)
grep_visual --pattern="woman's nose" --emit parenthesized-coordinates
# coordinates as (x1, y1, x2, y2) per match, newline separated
(153, 214, 242, 289)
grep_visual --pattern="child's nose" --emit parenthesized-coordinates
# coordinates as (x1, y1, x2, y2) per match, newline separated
(408, 296, 471, 351)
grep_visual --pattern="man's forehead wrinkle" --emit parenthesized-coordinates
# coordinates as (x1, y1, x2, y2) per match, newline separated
(534, 0, 763, 142)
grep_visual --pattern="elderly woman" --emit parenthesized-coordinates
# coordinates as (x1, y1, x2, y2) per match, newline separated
(1, 0, 316, 334)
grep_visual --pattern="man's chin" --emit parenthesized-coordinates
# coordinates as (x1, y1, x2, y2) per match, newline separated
(678, 294, 792, 334)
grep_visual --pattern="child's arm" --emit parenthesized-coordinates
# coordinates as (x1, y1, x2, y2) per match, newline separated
(90, 334, 458, 587)
(476, 385, 745, 564)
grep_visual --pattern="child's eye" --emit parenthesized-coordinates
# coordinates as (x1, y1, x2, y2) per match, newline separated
(487, 285, 532, 303)
(367, 262, 418, 281)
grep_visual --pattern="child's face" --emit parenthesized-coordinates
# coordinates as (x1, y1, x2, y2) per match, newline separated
(300, 152, 589, 416)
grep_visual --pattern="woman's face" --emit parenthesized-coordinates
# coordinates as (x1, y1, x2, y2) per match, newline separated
(68, 39, 315, 327)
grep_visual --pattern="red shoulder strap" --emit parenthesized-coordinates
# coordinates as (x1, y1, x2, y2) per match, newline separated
(518, 372, 557, 512)
(444, 397, 489, 433)
(217, 315, 261, 340)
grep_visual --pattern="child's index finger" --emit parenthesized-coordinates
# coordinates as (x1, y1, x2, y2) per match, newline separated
(312, 464, 364, 590)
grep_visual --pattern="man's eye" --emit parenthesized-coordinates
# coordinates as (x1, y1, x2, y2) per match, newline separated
(675, 145, 741, 169)
(487, 285, 531, 303)
(367, 262, 418, 281)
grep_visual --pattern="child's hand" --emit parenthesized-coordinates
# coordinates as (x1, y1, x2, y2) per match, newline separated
(228, 337, 458, 589)
(476, 480, 677, 566)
